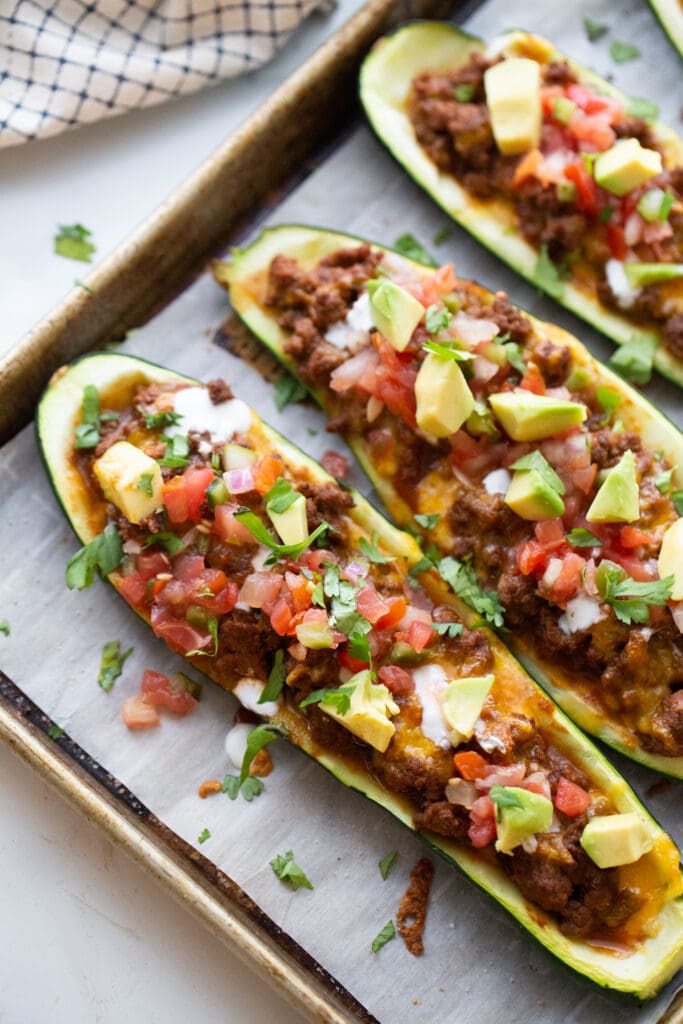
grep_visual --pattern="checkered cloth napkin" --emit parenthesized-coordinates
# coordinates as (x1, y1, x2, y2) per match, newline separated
(0, 0, 328, 149)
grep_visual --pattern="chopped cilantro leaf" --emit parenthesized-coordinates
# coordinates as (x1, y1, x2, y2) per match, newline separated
(311, 579, 325, 608)
(425, 304, 452, 335)
(274, 373, 308, 411)
(0, 619, 9, 636)
(74, 385, 101, 449)
(596, 386, 621, 423)
(221, 775, 242, 799)
(672, 490, 683, 516)
(158, 433, 190, 469)
(234, 507, 329, 562)
(187, 616, 219, 657)
(197, 828, 211, 845)
(47, 724, 65, 739)
(409, 548, 439, 577)
(583, 16, 608, 42)
(346, 622, 372, 665)
(625, 97, 659, 123)
(259, 650, 286, 704)
(240, 724, 286, 784)
(270, 850, 313, 891)
(655, 469, 673, 495)
(266, 477, 299, 514)
(599, 205, 614, 223)
(141, 408, 183, 430)
(432, 226, 450, 245)
(597, 562, 674, 624)
(438, 556, 505, 629)
(240, 776, 265, 801)
(502, 341, 526, 376)
(97, 639, 133, 692)
(510, 451, 565, 496)
(392, 233, 437, 267)
(143, 532, 185, 554)
(359, 533, 395, 564)
(66, 525, 123, 590)
(422, 339, 474, 362)
(490, 784, 523, 816)
(379, 851, 398, 880)
(414, 513, 440, 529)
(136, 472, 154, 497)
(610, 40, 640, 63)
(54, 223, 96, 263)
(609, 334, 656, 385)
(431, 621, 464, 639)
(454, 84, 475, 102)
(534, 244, 565, 299)
(371, 920, 396, 953)
(566, 528, 602, 548)
(300, 686, 355, 715)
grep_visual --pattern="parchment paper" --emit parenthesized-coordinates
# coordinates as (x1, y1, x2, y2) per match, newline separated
(1, 1, 682, 1021)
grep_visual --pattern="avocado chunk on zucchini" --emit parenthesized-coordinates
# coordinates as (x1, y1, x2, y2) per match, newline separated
(367, 278, 424, 352)
(580, 813, 654, 868)
(484, 57, 542, 155)
(594, 139, 662, 197)
(586, 450, 640, 523)
(488, 390, 586, 441)
(94, 441, 163, 524)
(658, 518, 683, 600)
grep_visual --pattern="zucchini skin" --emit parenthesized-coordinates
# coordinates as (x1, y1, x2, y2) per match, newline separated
(215, 222, 683, 779)
(358, 22, 683, 388)
(649, 0, 683, 61)
(37, 351, 683, 998)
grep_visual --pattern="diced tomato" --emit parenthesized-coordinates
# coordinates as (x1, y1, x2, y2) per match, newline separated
(196, 581, 239, 616)
(606, 224, 627, 260)
(252, 454, 283, 494)
(406, 620, 434, 653)
(162, 474, 189, 523)
(162, 467, 214, 524)
(376, 595, 408, 630)
(139, 669, 169, 694)
(453, 750, 489, 781)
(535, 520, 565, 546)
(477, 763, 527, 790)
(122, 693, 160, 729)
(213, 503, 255, 545)
(519, 362, 546, 395)
(521, 770, 551, 801)
(298, 549, 336, 573)
(420, 264, 458, 306)
(377, 664, 414, 695)
(573, 463, 598, 495)
(547, 552, 586, 606)
(136, 551, 169, 579)
(371, 340, 418, 428)
(564, 160, 599, 216)
(321, 450, 349, 479)
(150, 604, 211, 654)
(269, 598, 293, 636)
(569, 112, 615, 152)
(566, 84, 622, 121)
(468, 795, 497, 848)
(540, 85, 564, 116)
(173, 553, 206, 582)
(356, 586, 390, 625)
(118, 571, 149, 607)
(450, 431, 508, 477)
(338, 648, 370, 674)
(554, 777, 592, 817)
(285, 570, 314, 613)
(240, 571, 283, 611)
(620, 526, 652, 549)
(513, 148, 543, 186)
(140, 669, 197, 715)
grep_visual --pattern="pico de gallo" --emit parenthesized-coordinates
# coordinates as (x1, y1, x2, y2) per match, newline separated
(64, 366, 680, 947)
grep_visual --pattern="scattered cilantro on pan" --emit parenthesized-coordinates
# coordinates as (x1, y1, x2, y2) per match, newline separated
(438, 556, 505, 629)
(66, 525, 123, 590)
(414, 513, 440, 529)
(379, 851, 398, 880)
(143, 532, 185, 555)
(431, 621, 464, 639)
(655, 469, 673, 495)
(371, 920, 396, 953)
(47, 724, 65, 739)
(625, 97, 659, 123)
(533, 244, 565, 299)
(610, 40, 640, 63)
(392, 233, 438, 267)
(158, 433, 190, 468)
(583, 16, 608, 42)
(566, 528, 603, 548)
(489, 784, 523, 816)
(234, 507, 329, 563)
(432, 226, 451, 245)
(270, 850, 313, 891)
(509, 451, 565, 496)
(274, 372, 308, 411)
(97, 639, 133, 692)
(197, 828, 211, 845)
(259, 649, 287, 704)
(672, 490, 683, 516)
(597, 562, 674, 624)
(300, 686, 355, 716)
(425, 304, 452, 335)
(266, 478, 299, 514)
(140, 408, 183, 430)
(54, 223, 96, 263)
(136, 472, 154, 497)
(608, 333, 656, 385)
(359, 532, 394, 564)
(0, 619, 9, 637)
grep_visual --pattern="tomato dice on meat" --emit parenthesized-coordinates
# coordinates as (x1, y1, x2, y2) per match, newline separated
(162, 467, 214, 523)
(453, 750, 489, 780)
(468, 795, 497, 848)
(564, 160, 599, 216)
(554, 777, 592, 817)
(377, 664, 414, 695)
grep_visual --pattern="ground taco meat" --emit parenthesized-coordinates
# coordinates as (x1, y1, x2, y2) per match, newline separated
(397, 857, 435, 956)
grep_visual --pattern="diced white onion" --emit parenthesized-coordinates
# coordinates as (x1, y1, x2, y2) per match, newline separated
(451, 313, 499, 347)
(605, 259, 640, 310)
(446, 778, 478, 809)
(558, 593, 605, 635)
(325, 292, 373, 351)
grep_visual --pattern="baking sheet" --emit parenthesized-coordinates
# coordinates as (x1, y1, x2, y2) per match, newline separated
(2, 0, 682, 1020)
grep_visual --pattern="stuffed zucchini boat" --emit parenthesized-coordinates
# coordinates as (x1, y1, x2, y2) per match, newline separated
(650, 0, 683, 62)
(359, 23, 683, 387)
(215, 223, 683, 779)
(36, 351, 683, 997)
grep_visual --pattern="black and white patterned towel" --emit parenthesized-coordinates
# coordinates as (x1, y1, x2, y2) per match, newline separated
(0, 0, 328, 148)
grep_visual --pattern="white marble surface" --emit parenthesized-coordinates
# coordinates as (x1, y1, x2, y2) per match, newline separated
(0, 3, 361, 1022)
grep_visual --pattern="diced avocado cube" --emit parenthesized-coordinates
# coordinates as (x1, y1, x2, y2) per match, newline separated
(484, 57, 542, 155)
(494, 787, 553, 855)
(488, 389, 586, 441)
(295, 618, 335, 650)
(442, 674, 494, 745)
(658, 518, 683, 600)
(321, 669, 399, 753)
(586, 450, 639, 523)
(268, 492, 308, 545)
(580, 812, 653, 868)
(223, 442, 256, 471)
(594, 139, 662, 197)
(415, 353, 474, 438)
(94, 441, 163, 524)
(505, 469, 565, 520)
(366, 279, 425, 352)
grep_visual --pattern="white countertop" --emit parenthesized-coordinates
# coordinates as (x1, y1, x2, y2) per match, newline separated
(0, 4, 361, 1021)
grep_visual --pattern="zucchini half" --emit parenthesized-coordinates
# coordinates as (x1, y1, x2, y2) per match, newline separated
(650, 0, 683, 61)
(215, 222, 683, 779)
(37, 351, 683, 998)
(358, 22, 683, 388)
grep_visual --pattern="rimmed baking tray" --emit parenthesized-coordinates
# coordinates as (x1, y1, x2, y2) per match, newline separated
(1, 0, 682, 1021)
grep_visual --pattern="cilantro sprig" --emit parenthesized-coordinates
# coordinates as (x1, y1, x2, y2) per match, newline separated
(489, 784, 523, 817)
(274, 373, 308, 411)
(259, 649, 287, 704)
(54, 223, 96, 263)
(141, 408, 183, 430)
(300, 686, 355, 716)
(270, 850, 313, 891)
(597, 561, 674, 624)
(438, 556, 505, 629)
(233, 507, 329, 563)
(66, 525, 123, 590)
(566, 527, 602, 548)
(74, 385, 101, 449)
(431, 621, 464, 639)
(359, 533, 394, 564)
(222, 723, 287, 801)
(414, 513, 440, 530)
(266, 477, 300, 514)
(158, 433, 190, 469)
(97, 639, 133, 692)
(393, 233, 437, 267)
(422, 339, 474, 363)
(509, 450, 565, 496)
(371, 920, 396, 953)
(425, 304, 452, 335)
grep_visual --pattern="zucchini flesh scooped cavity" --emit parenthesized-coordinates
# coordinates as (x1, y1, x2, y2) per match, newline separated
(37, 352, 683, 997)
(358, 23, 683, 388)
(214, 224, 683, 780)
(649, 0, 683, 61)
